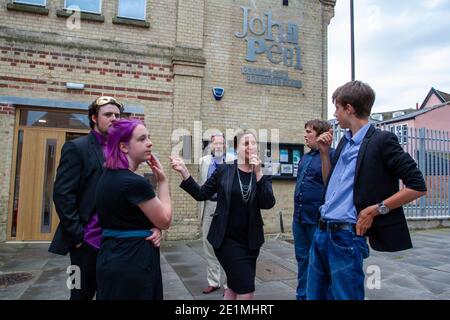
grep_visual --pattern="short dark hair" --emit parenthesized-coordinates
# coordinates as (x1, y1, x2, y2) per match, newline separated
(305, 119, 332, 136)
(332, 80, 375, 119)
(88, 96, 124, 129)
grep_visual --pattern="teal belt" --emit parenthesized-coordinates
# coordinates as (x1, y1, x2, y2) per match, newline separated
(102, 229, 153, 238)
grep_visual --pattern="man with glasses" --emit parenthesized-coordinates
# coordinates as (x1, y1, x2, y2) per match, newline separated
(49, 96, 123, 300)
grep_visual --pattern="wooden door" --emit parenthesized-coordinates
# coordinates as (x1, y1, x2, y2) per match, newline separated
(15, 129, 65, 240)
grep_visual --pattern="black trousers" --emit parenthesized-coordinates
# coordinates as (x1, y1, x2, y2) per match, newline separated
(69, 243, 98, 300)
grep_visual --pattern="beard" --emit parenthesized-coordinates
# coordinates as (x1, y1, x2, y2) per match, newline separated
(212, 150, 224, 158)
(95, 124, 109, 136)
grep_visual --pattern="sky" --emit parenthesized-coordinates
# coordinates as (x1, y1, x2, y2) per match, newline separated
(327, 0, 450, 119)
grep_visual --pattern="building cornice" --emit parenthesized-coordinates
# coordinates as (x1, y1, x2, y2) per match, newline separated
(319, 0, 337, 7)
(0, 26, 173, 59)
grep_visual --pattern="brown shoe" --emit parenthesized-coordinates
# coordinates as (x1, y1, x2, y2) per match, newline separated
(202, 286, 220, 294)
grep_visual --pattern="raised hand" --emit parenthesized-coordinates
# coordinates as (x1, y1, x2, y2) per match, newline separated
(170, 156, 190, 180)
(317, 129, 333, 154)
(249, 153, 263, 181)
(146, 154, 166, 182)
(249, 154, 262, 173)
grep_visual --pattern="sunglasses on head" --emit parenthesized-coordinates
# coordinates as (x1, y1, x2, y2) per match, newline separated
(95, 96, 123, 108)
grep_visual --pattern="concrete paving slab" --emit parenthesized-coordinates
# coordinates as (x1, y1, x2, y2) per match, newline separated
(420, 270, 450, 283)
(365, 284, 432, 300)
(281, 279, 298, 290)
(256, 260, 296, 281)
(1, 228, 450, 300)
(253, 281, 295, 300)
(415, 278, 450, 295)
(0, 282, 29, 300)
(431, 264, 450, 273)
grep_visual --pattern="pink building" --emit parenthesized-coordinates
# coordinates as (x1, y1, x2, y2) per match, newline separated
(420, 87, 450, 109)
(377, 89, 450, 219)
(378, 88, 450, 142)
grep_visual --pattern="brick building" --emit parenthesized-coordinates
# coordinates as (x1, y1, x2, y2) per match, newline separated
(0, 0, 336, 242)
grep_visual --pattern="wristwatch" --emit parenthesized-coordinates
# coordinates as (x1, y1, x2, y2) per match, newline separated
(376, 201, 390, 215)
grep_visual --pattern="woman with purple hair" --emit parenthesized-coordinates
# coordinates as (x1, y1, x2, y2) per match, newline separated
(95, 119, 172, 300)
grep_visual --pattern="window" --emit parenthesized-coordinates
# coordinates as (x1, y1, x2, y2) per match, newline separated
(14, 0, 46, 6)
(401, 124, 408, 144)
(283, 0, 289, 6)
(65, 0, 101, 14)
(10, 130, 23, 237)
(118, 0, 146, 21)
(19, 110, 90, 130)
(390, 124, 408, 144)
(41, 139, 57, 233)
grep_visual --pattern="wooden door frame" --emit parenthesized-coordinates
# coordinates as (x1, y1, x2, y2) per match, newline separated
(6, 107, 90, 241)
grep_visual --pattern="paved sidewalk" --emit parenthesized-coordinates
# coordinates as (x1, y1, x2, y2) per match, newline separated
(1, 228, 450, 300)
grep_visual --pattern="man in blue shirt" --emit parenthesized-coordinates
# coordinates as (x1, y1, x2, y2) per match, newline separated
(308, 81, 427, 300)
(293, 119, 333, 300)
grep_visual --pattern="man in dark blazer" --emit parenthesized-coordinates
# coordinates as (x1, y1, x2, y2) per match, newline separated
(307, 81, 427, 300)
(49, 96, 123, 300)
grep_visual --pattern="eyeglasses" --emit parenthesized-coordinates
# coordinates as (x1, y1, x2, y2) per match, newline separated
(95, 96, 123, 108)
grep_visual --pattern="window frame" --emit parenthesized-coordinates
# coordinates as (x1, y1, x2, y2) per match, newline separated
(14, 0, 46, 6)
(401, 124, 408, 144)
(117, 0, 147, 21)
(391, 124, 408, 145)
(64, 0, 102, 14)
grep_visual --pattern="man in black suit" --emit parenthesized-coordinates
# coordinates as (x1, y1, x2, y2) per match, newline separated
(49, 96, 123, 300)
(307, 81, 427, 300)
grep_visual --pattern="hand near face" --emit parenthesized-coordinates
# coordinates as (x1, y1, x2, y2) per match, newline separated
(249, 154, 262, 174)
(170, 156, 186, 172)
(146, 154, 166, 182)
(170, 156, 190, 180)
(317, 129, 333, 153)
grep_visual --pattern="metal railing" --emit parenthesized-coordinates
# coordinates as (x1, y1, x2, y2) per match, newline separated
(331, 123, 450, 219)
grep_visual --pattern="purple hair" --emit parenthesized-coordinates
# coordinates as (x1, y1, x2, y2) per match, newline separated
(104, 119, 144, 170)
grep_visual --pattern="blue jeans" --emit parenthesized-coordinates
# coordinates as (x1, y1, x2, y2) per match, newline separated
(307, 228, 369, 300)
(292, 221, 317, 300)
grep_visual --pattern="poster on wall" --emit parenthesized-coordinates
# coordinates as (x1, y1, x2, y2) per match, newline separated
(280, 149, 289, 163)
(293, 150, 301, 165)
(272, 163, 281, 176)
(281, 164, 293, 174)
(263, 161, 272, 175)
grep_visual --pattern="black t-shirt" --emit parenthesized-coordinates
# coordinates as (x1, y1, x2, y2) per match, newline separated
(96, 169, 156, 230)
(225, 169, 252, 244)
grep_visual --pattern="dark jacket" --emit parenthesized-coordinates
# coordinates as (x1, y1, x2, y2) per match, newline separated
(49, 132, 105, 255)
(328, 125, 427, 252)
(180, 161, 276, 250)
(293, 149, 334, 224)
